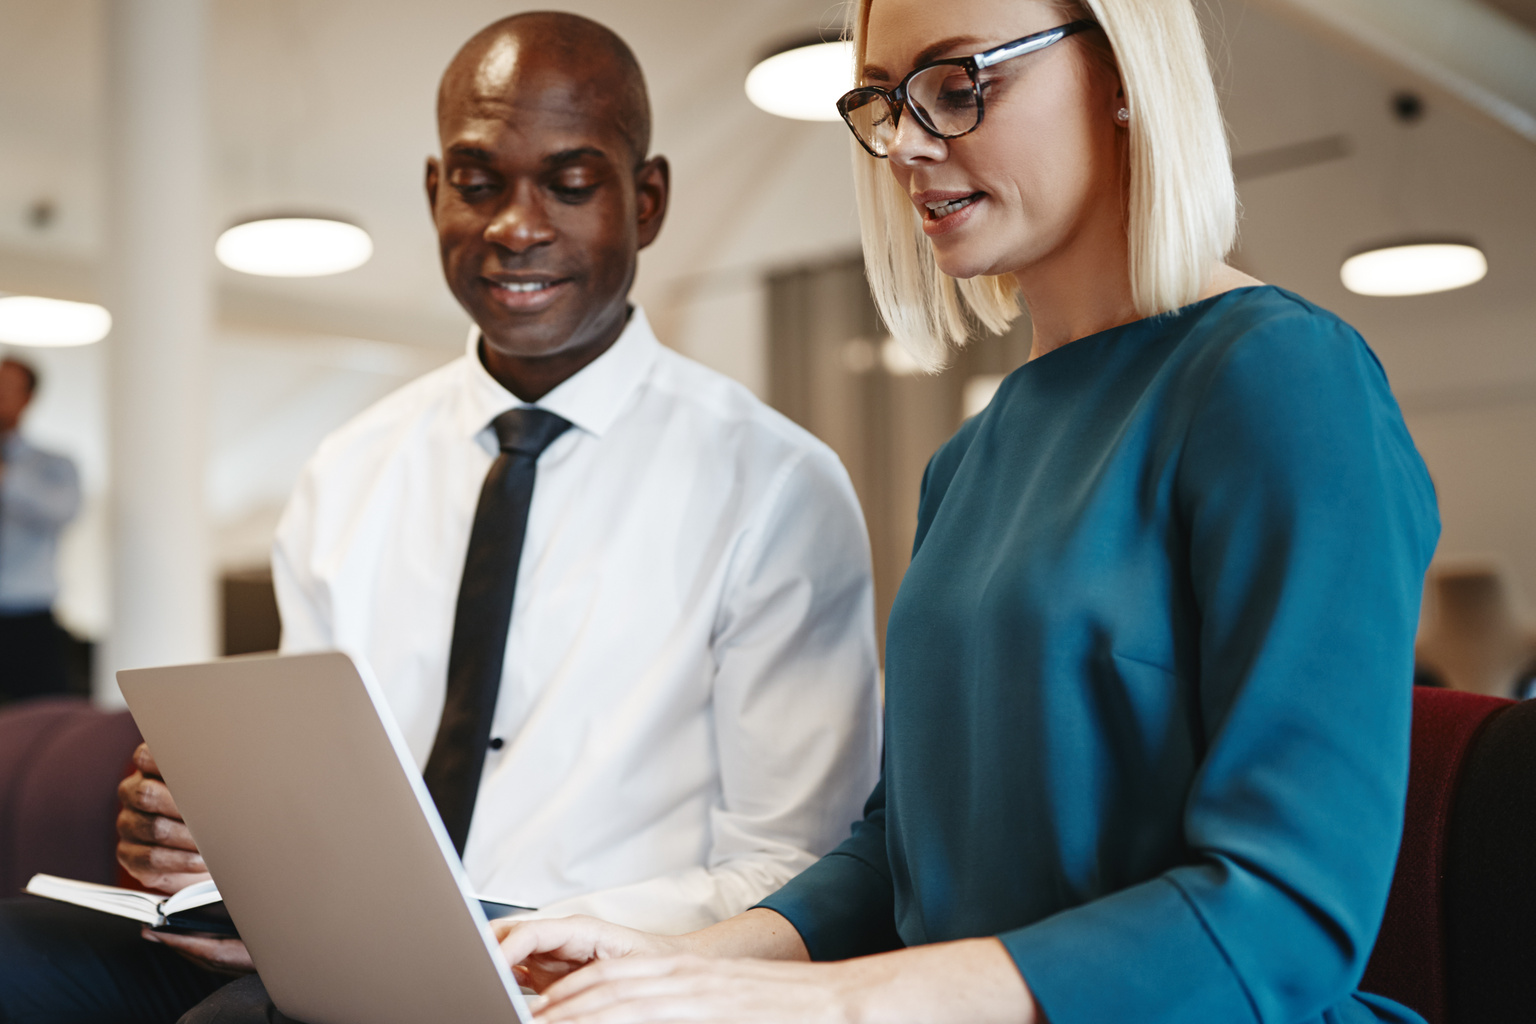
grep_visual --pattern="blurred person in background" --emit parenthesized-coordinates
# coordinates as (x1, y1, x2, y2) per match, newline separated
(0, 355, 81, 703)
(492, 2, 1440, 1023)
(0, 12, 880, 1024)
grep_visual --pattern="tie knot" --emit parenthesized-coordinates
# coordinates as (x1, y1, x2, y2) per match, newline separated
(491, 407, 572, 457)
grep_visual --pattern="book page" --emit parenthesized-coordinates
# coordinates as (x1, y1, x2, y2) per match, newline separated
(162, 878, 223, 915)
(24, 874, 165, 926)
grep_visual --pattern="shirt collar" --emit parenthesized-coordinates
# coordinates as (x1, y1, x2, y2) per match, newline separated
(456, 306, 661, 441)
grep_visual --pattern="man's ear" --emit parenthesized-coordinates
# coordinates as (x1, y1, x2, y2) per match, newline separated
(425, 157, 441, 215)
(634, 155, 670, 252)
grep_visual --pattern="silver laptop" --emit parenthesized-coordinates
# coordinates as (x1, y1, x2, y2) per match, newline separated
(118, 652, 533, 1024)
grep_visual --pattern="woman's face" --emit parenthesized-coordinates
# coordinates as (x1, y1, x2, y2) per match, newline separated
(862, 0, 1125, 281)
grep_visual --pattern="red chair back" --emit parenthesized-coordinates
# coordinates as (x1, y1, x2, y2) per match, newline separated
(1361, 687, 1513, 1023)
(0, 698, 143, 896)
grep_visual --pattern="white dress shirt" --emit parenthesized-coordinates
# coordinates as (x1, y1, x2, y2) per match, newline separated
(272, 309, 882, 933)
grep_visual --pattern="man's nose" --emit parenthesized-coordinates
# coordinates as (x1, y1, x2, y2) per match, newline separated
(484, 182, 556, 253)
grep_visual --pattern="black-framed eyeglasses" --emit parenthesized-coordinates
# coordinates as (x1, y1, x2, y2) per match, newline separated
(837, 20, 1099, 158)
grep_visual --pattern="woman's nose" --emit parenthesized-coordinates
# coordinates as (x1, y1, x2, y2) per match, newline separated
(885, 108, 948, 166)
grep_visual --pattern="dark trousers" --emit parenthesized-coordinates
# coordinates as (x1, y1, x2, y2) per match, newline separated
(0, 610, 67, 703)
(0, 897, 230, 1024)
(175, 976, 302, 1024)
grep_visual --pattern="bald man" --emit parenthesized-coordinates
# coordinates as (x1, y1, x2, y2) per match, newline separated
(0, 12, 880, 1024)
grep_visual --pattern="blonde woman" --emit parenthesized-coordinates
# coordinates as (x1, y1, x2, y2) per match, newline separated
(496, 1, 1439, 1022)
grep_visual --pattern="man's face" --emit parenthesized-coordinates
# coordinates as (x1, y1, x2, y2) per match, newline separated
(0, 363, 31, 433)
(426, 45, 667, 364)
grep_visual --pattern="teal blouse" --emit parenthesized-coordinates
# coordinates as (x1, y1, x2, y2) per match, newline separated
(760, 287, 1439, 1024)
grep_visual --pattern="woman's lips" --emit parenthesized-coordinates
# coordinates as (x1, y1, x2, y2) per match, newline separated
(920, 192, 984, 237)
(484, 278, 571, 312)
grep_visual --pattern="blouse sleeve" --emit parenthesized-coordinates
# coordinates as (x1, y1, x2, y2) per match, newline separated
(1001, 314, 1439, 1022)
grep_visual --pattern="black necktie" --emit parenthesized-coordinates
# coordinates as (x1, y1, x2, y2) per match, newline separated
(424, 407, 571, 855)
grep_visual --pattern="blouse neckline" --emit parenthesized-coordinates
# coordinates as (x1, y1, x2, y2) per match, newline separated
(1021, 285, 1279, 372)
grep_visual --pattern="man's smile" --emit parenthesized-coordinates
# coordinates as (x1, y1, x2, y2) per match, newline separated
(482, 275, 573, 311)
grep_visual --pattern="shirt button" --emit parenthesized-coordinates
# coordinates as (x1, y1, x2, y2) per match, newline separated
(488, 737, 505, 751)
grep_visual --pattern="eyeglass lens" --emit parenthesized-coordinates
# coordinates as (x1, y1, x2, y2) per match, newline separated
(909, 64, 982, 134)
(843, 64, 981, 156)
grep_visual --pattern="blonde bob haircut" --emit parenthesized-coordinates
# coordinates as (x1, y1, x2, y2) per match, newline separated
(850, 0, 1237, 370)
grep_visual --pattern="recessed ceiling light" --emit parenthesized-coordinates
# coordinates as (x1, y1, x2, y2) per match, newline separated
(0, 295, 112, 347)
(1341, 241, 1487, 297)
(215, 216, 373, 277)
(745, 39, 853, 122)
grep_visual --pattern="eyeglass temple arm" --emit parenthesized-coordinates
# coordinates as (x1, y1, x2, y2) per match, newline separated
(973, 25, 1078, 70)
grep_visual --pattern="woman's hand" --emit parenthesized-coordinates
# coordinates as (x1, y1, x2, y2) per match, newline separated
(495, 907, 813, 992)
(493, 915, 687, 992)
(534, 955, 857, 1023)
(530, 936, 1038, 1024)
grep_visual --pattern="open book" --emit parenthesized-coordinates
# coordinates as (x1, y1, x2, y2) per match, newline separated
(25, 874, 235, 934)
(26, 873, 534, 937)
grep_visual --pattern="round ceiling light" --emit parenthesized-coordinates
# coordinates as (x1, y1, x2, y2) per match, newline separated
(215, 216, 373, 278)
(0, 295, 112, 347)
(745, 39, 854, 122)
(1341, 241, 1487, 297)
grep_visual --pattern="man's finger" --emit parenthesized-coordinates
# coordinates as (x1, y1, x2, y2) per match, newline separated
(146, 810, 198, 849)
(132, 743, 161, 777)
(119, 774, 183, 818)
(117, 841, 209, 893)
(116, 807, 200, 851)
(116, 840, 207, 874)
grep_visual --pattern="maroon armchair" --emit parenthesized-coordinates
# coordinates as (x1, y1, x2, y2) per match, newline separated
(1362, 687, 1536, 1023)
(0, 697, 142, 897)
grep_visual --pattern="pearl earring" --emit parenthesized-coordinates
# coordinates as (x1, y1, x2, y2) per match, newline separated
(1116, 108, 1130, 123)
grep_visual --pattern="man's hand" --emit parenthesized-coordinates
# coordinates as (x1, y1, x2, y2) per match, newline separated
(492, 915, 686, 993)
(118, 744, 256, 972)
(116, 743, 210, 893)
(142, 928, 255, 976)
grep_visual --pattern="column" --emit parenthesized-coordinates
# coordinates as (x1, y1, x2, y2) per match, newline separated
(99, 0, 215, 702)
